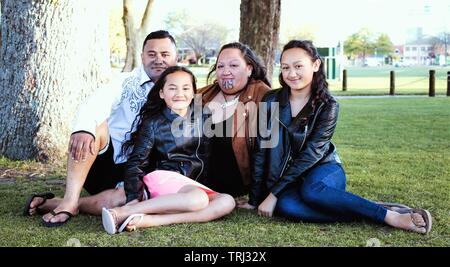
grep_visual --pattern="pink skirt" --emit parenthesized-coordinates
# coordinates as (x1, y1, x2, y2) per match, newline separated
(143, 170, 216, 198)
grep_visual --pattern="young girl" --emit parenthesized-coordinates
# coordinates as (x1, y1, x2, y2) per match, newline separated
(241, 40, 432, 234)
(101, 66, 235, 234)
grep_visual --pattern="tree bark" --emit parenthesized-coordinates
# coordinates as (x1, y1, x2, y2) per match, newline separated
(239, 0, 281, 83)
(122, 0, 154, 72)
(0, 0, 111, 162)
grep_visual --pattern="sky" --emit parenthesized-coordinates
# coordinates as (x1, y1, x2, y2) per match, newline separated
(121, 0, 450, 46)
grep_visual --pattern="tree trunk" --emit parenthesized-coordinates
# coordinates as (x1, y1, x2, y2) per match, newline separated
(122, 0, 154, 72)
(0, 1, 2, 50)
(0, 0, 111, 162)
(239, 0, 281, 83)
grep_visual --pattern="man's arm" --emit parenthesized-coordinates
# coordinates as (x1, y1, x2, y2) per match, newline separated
(69, 78, 124, 161)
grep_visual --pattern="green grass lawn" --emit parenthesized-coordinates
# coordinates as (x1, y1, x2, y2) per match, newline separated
(0, 97, 449, 247)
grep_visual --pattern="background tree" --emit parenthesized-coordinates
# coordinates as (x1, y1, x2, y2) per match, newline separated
(163, 9, 191, 43)
(344, 28, 375, 63)
(109, 4, 127, 68)
(180, 23, 229, 63)
(239, 0, 281, 82)
(122, 0, 154, 71)
(0, 1, 2, 49)
(164, 10, 229, 64)
(374, 33, 394, 57)
(279, 26, 317, 59)
(284, 26, 316, 42)
(435, 31, 449, 64)
(0, 0, 111, 162)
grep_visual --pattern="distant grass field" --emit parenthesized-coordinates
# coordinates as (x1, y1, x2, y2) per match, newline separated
(0, 97, 449, 247)
(189, 65, 450, 96)
(329, 66, 450, 96)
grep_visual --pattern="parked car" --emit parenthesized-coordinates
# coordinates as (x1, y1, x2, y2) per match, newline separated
(363, 58, 382, 67)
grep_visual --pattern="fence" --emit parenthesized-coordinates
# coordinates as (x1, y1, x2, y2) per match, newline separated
(339, 68, 450, 96)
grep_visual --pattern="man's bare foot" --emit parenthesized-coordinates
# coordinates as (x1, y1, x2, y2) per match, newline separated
(42, 202, 79, 224)
(28, 196, 47, 215)
(23, 193, 56, 216)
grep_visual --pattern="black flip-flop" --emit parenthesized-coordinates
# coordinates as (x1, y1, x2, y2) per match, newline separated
(42, 210, 75, 228)
(23, 192, 55, 216)
(375, 202, 411, 214)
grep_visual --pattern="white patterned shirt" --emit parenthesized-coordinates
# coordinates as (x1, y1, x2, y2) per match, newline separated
(72, 66, 154, 163)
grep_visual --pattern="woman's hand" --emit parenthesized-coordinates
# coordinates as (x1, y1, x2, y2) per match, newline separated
(257, 193, 278, 217)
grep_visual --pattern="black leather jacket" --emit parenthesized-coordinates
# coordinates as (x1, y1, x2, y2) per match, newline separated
(124, 106, 211, 203)
(249, 87, 341, 206)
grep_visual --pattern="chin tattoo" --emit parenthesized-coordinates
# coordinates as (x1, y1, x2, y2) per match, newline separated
(221, 80, 234, 90)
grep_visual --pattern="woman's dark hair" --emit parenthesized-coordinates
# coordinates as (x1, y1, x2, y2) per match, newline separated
(206, 42, 271, 87)
(121, 66, 197, 155)
(279, 40, 331, 108)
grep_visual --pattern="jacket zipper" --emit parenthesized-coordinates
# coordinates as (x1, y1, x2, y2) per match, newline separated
(194, 118, 204, 181)
(277, 118, 292, 179)
(298, 125, 308, 152)
(279, 147, 291, 179)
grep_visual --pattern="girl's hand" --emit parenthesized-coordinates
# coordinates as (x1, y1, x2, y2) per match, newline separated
(257, 193, 278, 217)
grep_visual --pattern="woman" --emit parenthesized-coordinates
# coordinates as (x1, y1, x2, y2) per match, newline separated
(198, 42, 270, 200)
(101, 66, 235, 234)
(242, 40, 432, 234)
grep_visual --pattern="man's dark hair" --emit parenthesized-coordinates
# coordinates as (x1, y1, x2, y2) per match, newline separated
(142, 30, 177, 51)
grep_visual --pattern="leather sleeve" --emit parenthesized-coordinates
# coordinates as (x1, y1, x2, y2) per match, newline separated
(249, 95, 271, 206)
(124, 118, 155, 203)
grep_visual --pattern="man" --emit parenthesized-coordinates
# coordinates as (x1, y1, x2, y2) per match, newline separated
(24, 30, 179, 226)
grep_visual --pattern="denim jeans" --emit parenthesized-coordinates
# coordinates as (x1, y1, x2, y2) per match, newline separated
(275, 162, 387, 223)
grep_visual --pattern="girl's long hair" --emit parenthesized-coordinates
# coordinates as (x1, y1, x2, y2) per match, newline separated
(279, 40, 332, 109)
(121, 66, 197, 156)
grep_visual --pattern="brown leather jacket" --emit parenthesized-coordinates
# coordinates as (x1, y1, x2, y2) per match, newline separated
(198, 79, 270, 186)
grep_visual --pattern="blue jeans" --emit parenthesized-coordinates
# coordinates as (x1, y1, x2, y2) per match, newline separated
(275, 162, 387, 223)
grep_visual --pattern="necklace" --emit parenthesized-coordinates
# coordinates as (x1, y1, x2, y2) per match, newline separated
(220, 92, 240, 109)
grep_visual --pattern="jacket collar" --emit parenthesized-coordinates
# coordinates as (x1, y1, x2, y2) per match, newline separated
(277, 87, 292, 127)
(278, 87, 316, 128)
(291, 95, 314, 126)
(162, 103, 195, 123)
